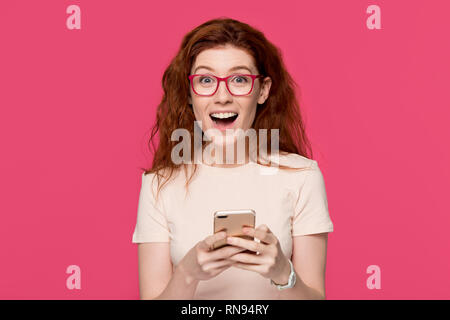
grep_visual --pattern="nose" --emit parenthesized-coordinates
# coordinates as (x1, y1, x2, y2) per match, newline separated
(213, 79, 233, 104)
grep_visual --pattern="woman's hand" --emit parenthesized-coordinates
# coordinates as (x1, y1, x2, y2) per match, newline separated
(177, 231, 247, 283)
(226, 224, 292, 285)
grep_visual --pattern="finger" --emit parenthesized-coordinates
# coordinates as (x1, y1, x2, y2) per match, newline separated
(255, 224, 276, 241)
(228, 252, 264, 264)
(202, 259, 235, 272)
(209, 264, 233, 277)
(242, 227, 277, 245)
(226, 236, 266, 254)
(203, 245, 247, 263)
(199, 232, 227, 251)
(232, 262, 265, 274)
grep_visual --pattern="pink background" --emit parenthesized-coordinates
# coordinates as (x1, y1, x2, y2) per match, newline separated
(1, 0, 449, 299)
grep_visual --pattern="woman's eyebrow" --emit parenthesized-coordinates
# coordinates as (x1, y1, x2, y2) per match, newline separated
(193, 65, 253, 74)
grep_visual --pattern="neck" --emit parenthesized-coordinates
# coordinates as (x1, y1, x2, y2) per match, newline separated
(202, 140, 252, 167)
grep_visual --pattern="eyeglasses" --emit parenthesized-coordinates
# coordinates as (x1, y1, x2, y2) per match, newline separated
(188, 74, 264, 96)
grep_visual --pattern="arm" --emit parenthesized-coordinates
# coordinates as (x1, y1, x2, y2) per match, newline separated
(137, 232, 244, 300)
(276, 232, 328, 300)
(137, 242, 199, 300)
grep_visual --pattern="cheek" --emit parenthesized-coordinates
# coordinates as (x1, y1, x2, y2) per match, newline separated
(192, 102, 208, 121)
(241, 104, 258, 124)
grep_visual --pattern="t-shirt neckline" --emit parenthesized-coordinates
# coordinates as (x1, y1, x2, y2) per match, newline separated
(199, 160, 255, 171)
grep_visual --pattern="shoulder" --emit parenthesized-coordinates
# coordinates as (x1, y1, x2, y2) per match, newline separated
(141, 166, 186, 192)
(267, 152, 318, 170)
(140, 172, 159, 198)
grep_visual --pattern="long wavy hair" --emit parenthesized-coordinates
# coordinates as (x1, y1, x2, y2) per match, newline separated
(141, 17, 313, 200)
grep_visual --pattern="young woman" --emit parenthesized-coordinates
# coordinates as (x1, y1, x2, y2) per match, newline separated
(132, 18, 334, 300)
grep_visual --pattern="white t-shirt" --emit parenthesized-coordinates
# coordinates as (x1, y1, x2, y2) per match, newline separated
(132, 153, 334, 299)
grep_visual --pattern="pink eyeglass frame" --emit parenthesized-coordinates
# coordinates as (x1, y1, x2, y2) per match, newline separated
(188, 74, 264, 96)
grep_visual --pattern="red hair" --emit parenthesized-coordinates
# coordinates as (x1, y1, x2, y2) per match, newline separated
(141, 17, 313, 199)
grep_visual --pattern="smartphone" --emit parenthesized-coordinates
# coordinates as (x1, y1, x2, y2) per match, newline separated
(212, 209, 256, 250)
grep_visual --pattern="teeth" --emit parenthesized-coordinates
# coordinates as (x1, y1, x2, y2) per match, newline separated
(210, 112, 238, 119)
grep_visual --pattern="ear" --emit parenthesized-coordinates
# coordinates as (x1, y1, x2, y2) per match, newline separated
(257, 77, 272, 105)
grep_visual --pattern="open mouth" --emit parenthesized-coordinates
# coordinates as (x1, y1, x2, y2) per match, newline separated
(209, 112, 239, 129)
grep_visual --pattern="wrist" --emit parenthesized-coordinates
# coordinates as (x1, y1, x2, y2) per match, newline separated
(175, 263, 199, 287)
(271, 257, 291, 285)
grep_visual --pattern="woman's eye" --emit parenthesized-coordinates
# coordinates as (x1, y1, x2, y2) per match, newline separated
(232, 76, 248, 83)
(199, 76, 213, 83)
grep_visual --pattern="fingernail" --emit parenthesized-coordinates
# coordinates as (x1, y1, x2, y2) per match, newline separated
(227, 237, 234, 243)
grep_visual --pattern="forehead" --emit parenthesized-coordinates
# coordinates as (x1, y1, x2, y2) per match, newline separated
(191, 45, 256, 73)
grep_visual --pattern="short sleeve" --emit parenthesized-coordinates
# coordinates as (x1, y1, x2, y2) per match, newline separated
(131, 172, 171, 243)
(292, 160, 334, 236)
